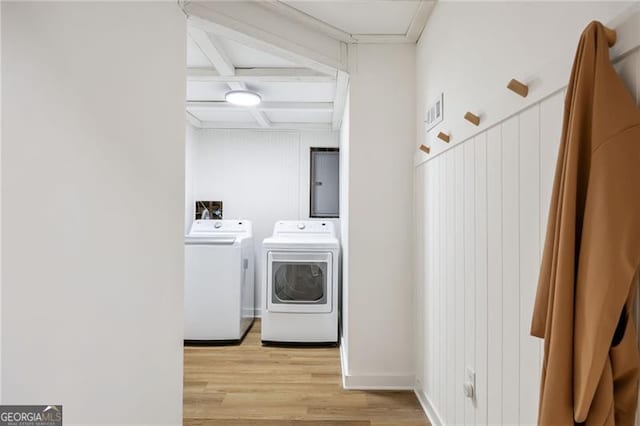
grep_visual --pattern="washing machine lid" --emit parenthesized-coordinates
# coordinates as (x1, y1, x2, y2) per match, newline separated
(185, 219, 252, 244)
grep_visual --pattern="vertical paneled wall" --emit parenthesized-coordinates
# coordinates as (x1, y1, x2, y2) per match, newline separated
(415, 48, 639, 424)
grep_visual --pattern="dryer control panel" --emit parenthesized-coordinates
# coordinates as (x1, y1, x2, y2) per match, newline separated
(272, 220, 335, 236)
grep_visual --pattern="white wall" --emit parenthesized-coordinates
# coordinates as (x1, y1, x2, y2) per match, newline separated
(416, 1, 635, 159)
(0, 0, 3, 404)
(185, 124, 197, 234)
(342, 43, 416, 388)
(414, 4, 640, 424)
(1, 3, 185, 425)
(187, 129, 338, 315)
(339, 93, 350, 371)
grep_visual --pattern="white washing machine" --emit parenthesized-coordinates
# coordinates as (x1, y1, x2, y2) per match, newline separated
(184, 219, 254, 344)
(261, 220, 339, 345)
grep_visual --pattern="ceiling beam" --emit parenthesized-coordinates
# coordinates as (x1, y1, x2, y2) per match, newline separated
(187, 67, 336, 84)
(199, 121, 333, 131)
(351, 34, 415, 44)
(406, 0, 435, 43)
(183, 1, 343, 76)
(186, 111, 202, 128)
(188, 101, 334, 113)
(331, 70, 349, 130)
(187, 27, 235, 76)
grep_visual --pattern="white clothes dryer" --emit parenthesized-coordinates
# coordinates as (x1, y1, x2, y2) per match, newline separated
(261, 220, 339, 345)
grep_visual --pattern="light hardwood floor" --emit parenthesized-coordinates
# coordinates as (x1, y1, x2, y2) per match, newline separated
(184, 320, 430, 425)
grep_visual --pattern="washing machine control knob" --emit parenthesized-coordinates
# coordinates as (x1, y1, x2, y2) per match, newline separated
(297, 223, 306, 230)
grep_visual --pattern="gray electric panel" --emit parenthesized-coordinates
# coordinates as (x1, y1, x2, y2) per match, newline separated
(310, 149, 339, 218)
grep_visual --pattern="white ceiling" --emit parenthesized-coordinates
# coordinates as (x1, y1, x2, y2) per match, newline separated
(186, 23, 339, 129)
(256, 82, 336, 103)
(282, 0, 424, 35)
(186, 0, 434, 130)
(216, 38, 299, 69)
(187, 36, 299, 70)
(186, 32, 337, 128)
(187, 36, 213, 68)
(186, 82, 230, 102)
(189, 108, 256, 123)
(187, 81, 336, 103)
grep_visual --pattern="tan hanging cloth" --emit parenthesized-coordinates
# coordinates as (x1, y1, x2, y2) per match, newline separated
(531, 21, 640, 425)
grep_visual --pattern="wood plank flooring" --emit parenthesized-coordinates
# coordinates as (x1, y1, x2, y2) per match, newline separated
(184, 320, 429, 425)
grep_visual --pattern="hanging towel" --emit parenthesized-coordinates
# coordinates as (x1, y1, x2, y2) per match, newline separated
(531, 21, 640, 425)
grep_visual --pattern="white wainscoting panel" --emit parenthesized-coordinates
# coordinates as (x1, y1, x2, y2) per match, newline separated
(414, 44, 640, 424)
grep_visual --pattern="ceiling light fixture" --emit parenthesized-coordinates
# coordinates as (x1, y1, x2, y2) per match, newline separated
(225, 90, 262, 107)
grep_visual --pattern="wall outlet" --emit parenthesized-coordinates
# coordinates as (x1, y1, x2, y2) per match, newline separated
(464, 367, 476, 400)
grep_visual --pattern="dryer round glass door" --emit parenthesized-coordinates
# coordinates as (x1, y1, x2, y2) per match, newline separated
(267, 251, 333, 313)
(273, 262, 327, 303)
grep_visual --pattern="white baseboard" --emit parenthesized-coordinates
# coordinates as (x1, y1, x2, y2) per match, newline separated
(254, 308, 262, 318)
(339, 337, 414, 390)
(342, 373, 415, 390)
(339, 335, 349, 389)
(415, 388, 444, 426)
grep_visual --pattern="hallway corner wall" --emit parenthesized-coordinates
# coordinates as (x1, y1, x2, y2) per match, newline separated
(343, 43, 417, 389)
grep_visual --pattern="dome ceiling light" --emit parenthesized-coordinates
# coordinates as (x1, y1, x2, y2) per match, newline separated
(225, 90, 262, 107)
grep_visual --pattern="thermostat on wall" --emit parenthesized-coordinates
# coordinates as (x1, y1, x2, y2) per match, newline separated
(425, 93, 444, 131)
